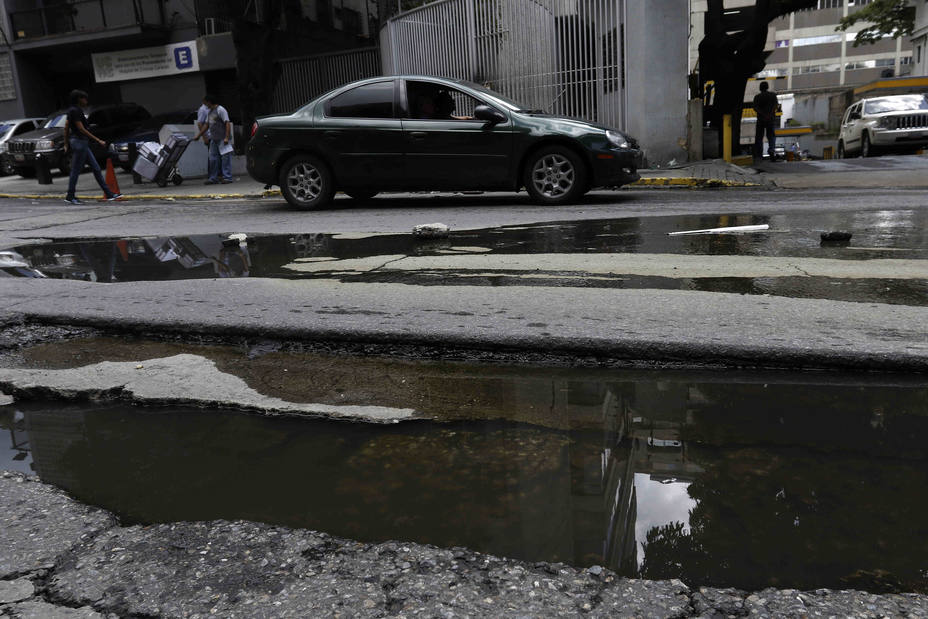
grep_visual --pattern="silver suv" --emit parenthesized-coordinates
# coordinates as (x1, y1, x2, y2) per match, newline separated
(837, 94, 928, 158)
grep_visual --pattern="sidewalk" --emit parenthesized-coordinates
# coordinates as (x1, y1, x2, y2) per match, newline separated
(1, 153, 926, 202)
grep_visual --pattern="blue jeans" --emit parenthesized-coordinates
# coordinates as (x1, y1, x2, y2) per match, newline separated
(208, 140, 232, 181)
(67, 138, 115, 200)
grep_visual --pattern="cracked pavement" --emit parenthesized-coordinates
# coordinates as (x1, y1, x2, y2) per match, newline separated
(2, 472, 927, 618)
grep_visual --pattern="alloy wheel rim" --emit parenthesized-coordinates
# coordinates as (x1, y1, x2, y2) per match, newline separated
(531, 154, 574, 198)
(287, 162, 323, 203)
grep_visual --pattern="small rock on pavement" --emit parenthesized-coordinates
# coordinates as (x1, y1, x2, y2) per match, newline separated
(413, 223, 450, 238)
(0, 577, 34, 603)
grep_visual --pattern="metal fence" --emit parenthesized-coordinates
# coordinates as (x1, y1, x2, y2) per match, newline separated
(271, 47, 382, 114)
(381, 0, 626, 129)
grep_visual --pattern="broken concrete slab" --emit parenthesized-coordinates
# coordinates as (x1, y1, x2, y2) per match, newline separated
(0, 472, 114, 580)
(0, 578, 34, 603)
(1, 599, 105, 618)
(0, 354, 417, 424)
(282, 251, 928, 281)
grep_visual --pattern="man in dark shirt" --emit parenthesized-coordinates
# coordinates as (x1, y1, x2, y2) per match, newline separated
(752, 81, 779, 161)
(62, 89, 121, 204)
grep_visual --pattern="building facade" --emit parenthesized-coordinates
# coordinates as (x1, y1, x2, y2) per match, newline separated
(759, 0, 915, 90)
(912, 0, 928, 77)
(0, 0, 380, 125)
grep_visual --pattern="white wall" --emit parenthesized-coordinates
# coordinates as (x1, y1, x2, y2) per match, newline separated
(625, 0, 689, 165)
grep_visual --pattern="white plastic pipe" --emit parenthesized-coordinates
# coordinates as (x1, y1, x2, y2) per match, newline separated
(668, 224, 770, 236)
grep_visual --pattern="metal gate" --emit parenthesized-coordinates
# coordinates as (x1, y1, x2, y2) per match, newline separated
(381, 0, 626, 129)
(271, 47, 382, 114)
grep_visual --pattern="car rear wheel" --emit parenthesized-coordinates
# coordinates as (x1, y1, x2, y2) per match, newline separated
(279, 155, 334, 210)
(861, 133, 872, 158)
(523, 147, 587, 205)
(345, 190, 378, 201)
(837, 141, 845, 159)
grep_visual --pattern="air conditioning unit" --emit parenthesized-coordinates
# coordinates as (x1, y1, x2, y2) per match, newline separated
(204, 17, 217, 35)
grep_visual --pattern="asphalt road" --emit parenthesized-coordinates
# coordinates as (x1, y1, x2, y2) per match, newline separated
(1, 187, 926, 370)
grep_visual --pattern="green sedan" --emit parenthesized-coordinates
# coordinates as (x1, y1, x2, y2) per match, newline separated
(247, 76, 642, 209)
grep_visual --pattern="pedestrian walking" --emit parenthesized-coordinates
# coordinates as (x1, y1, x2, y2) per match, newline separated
(193, 94, 233, 184)
(62, 89, 122, 204)
(752, 81, 778, 161)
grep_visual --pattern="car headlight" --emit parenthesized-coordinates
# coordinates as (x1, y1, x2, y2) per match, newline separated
(0, 142, 7, 153)
(876, 116, 896, 129)
(606, 130, 630, 149)
(35, 140, 55, 150)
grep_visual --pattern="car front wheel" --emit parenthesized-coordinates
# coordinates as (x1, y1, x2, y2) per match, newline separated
(279, 154, 334, 210)
(523, 147, 587, 205)
(861, 133, 872, 158)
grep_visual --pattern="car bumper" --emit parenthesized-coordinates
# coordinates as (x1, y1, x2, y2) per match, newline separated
(7, 150, 64, 169)
(591, 148, 642, 187)
(246, 144, 287, 185)
(871, 128, 928, 147)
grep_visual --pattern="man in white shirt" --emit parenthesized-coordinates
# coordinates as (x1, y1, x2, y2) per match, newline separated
(193, 94, 233, 184)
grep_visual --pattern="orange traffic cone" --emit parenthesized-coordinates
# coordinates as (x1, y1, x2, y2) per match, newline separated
(102, 158, 121, 201)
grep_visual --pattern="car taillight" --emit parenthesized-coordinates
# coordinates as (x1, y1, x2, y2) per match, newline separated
(250, 122, 258, 137)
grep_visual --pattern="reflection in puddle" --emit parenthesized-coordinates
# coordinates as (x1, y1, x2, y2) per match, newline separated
(2, 361, 927, 594)
(2, 210, 926, 305)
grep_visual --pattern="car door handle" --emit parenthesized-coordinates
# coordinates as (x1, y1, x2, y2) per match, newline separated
(409, 131, 428, 140)
(323, 130, 343, 140)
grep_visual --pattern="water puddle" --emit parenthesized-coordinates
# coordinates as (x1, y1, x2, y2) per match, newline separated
(2, 337, 928, 593)
(2, 210, 926, 305)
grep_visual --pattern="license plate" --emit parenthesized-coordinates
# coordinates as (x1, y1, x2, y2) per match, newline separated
(14, 154, 24, 161)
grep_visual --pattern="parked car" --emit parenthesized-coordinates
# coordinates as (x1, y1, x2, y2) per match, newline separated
(6, 103, 150, 176)
(0, 118, 45, 175)
(247, 76, 642, 209)
(837, 94, 928, 158)
(110, 110, 197, 171)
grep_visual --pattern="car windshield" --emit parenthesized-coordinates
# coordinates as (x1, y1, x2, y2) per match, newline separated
(454, 81, 535, 112)
(44, 114, 67, 129)
(864, 95, 928, 115)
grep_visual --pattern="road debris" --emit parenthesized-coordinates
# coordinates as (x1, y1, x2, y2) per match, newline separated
(413, 223, 450, 238)
(668, 224, 769, 236)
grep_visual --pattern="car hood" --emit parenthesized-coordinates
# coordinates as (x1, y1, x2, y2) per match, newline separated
(9, 128, 63, 143)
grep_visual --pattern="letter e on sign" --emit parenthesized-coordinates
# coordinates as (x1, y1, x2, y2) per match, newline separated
(174, 47, 193, 70)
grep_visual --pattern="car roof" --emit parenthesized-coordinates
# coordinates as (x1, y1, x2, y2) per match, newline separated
(0, 118, 44, 123)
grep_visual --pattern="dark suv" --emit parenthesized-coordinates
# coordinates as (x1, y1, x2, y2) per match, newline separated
(6, 103, 150, 176)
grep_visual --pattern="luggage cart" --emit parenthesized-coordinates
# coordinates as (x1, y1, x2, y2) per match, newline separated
(133, 134, 189, 187)
(152, 134, 190, 187)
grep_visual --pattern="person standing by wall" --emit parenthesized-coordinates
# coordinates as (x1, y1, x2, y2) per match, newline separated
(193, 94, 233, 184)
(62, 89, 122, 204)
(752, 81, 779, 161)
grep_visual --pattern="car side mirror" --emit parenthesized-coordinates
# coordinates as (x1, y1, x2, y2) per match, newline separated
(474, 105, 506, 124)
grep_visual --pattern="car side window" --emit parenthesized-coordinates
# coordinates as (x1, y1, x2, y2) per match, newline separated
(405, 81, 481, 120)
(326, 82, 394, 119)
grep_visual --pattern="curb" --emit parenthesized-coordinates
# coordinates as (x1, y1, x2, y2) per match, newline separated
(631, 177, 761, 188)
(0, 189, 282, 202)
